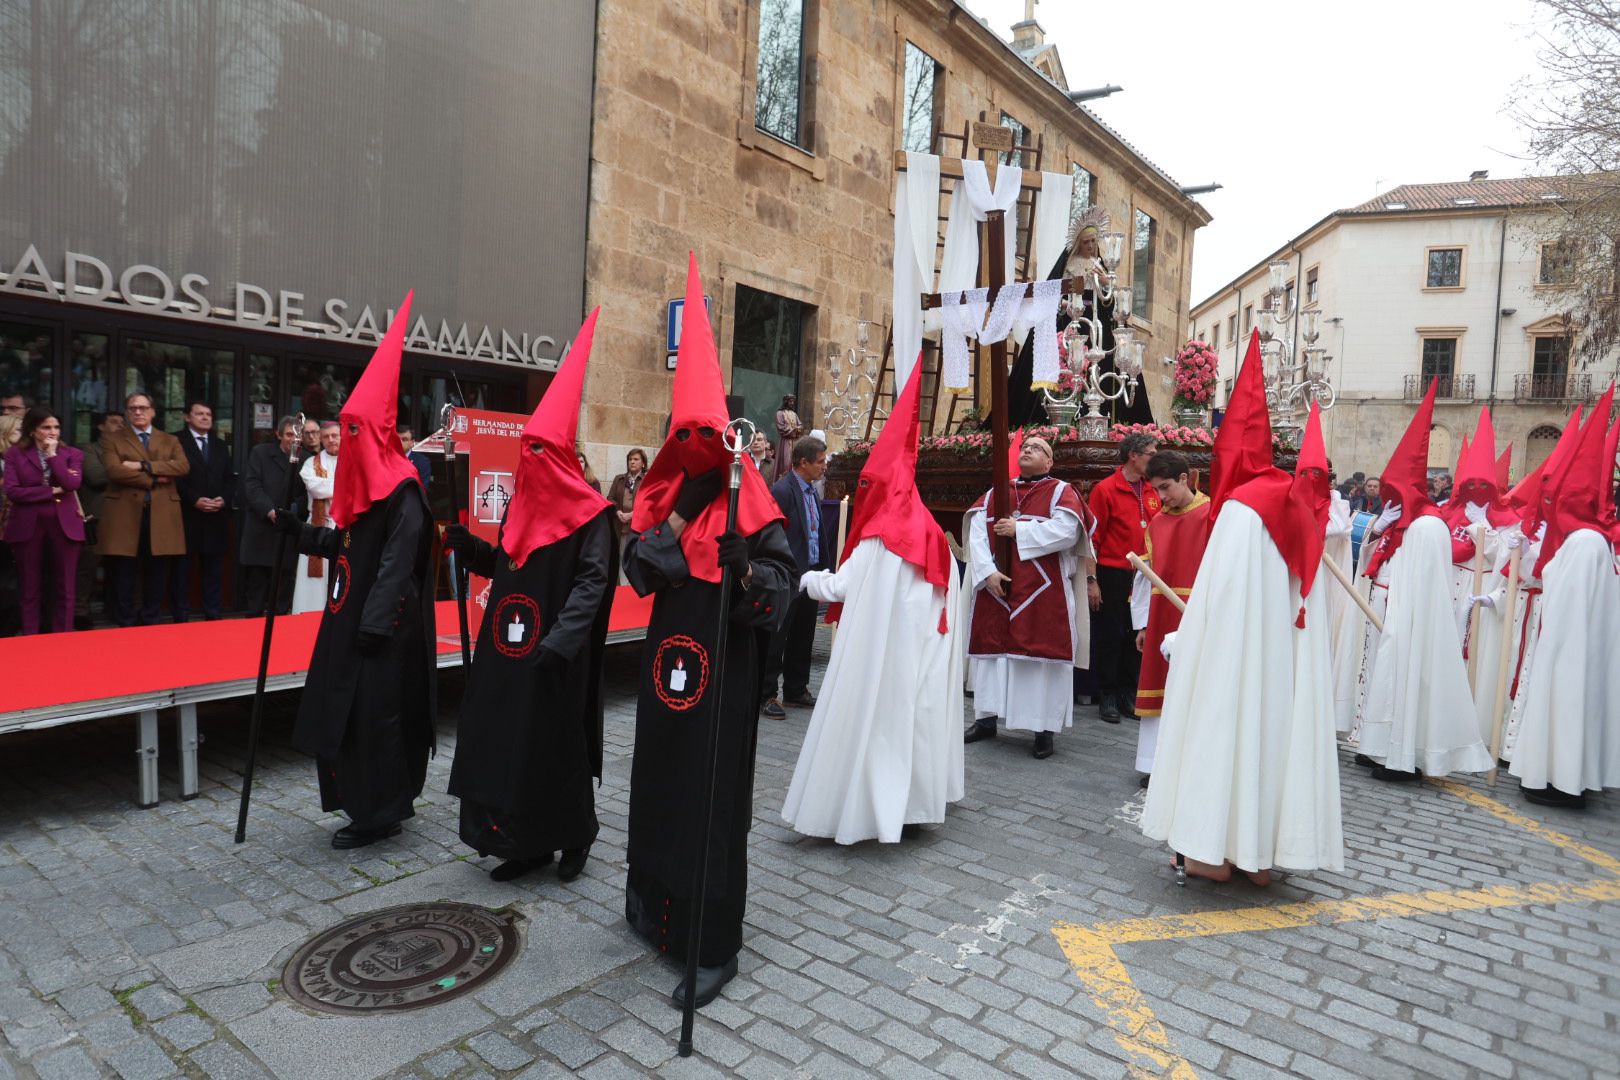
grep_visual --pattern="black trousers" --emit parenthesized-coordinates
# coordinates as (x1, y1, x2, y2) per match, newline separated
(172, 550, 225, 620)
(238, 561, 296, 617)
(762, 583, 821, 699)
(1089, 565, 1140, 698)
(108, 511, 173, 626)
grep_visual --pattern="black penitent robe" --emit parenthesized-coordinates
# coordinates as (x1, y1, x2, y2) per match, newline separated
(290, 479, 436, 832)
(448, 508, 618, 860)
(623, 520, 793, 968)
(1007, 246, 1154, 428)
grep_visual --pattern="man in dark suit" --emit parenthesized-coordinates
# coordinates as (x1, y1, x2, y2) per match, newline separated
(172, 401, 236, 620)
(238, 416, 306, 616)
(761, 435, 832, 719)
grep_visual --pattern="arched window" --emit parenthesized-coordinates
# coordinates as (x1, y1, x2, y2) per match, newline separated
(1525, 424, 1562, 473)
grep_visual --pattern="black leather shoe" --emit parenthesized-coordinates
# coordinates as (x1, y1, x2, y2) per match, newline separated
(490, 853, 554, 881)
(1353, 754, 1378, 768)
(558, 848, 589, 882)
(1116, 695, 1139, 721)
(784, 690, 816, 707)
(1521, 784, 1586, 808)
(900, 823, 921, 839)
(1138, 774, 1151, 789)
(331, 822, 402, 849)
(1033, 732, 1054, 759)
(964, 723, 997, 744)
(1371, 766, 1418, 783)
(670, 955, 739, 1009)
(1098, 697, 1121, 724)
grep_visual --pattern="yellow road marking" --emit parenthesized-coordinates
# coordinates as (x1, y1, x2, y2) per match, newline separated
(1050, 775, 1620, 1077)
(1426, 776, 1620, 876)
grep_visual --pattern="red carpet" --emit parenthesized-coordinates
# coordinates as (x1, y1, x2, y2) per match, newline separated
(3, 587, 653, 714)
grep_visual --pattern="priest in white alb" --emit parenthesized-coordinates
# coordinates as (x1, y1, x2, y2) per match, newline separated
(292, 420, 339, 614)
(1141, 334, 1343, 885)
(781, 363, 964, 843)
(963, 434, 1094, 760)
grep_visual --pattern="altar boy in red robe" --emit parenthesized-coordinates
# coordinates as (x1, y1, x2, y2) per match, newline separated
(1130, 450, 1210, 785)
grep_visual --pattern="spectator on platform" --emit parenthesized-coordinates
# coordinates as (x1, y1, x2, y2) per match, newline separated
(3, 406, 85, 634)
(398, 424, 433, 487)
(761, 435, 832, 720)
(239, 416, 306, 616)
(0, 414, 20, 634)
(101, 393, 190, 626)
(173, 401, 235, 621)
(292, 420, 339, 614)
(74, 412, 121, 627)
(1, 393, 28, 417)
(577, 451, 602, 494)
(300, 417, 321, 456)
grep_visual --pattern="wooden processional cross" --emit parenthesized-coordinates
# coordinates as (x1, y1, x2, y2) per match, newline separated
(899, 126, 1097, 570)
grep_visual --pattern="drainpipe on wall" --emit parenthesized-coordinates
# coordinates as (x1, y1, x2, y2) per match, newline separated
(1487, 213, 1507, 410)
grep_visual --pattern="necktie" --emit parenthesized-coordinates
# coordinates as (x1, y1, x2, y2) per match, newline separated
(139, 431, 151, 451)
(198, 436, 208, 463)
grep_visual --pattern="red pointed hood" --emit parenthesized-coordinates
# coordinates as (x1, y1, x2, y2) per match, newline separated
(500, 308, 612, 566)
(330, 290, 423, 529)
(1365, 378, 1440, 579)
(1513, 405, 1583, 526)
(1443, 406, 1516, 532)
(828, 359, 953, 630)
(1453, 433, 1471, 487)
(1208, 331, 1276, 525)
(1205, 330, 1319, 605)
(631, 254, 783, 582)
(1288, 402, 1331, 601)
(1495, 445, 1512, 492)
(1536, 383, 1614, 576)
(1598, 413, 1619, 527)
(1007, 428, 1024, 480)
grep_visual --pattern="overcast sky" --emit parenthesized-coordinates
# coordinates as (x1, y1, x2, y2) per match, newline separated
(962, 0, 1549, 303)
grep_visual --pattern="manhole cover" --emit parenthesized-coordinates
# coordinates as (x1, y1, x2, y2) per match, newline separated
(282, 902, 520, 1015)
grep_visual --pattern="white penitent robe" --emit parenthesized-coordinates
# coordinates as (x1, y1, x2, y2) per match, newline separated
(1347, 537, 1391, 744)
(781, 538, 966, 843)
(964, 492, 1089, 734)
(1500, 529, 1546, 761)
(1141, 503, 1344, 873)
(1508, 529, 1620, 795)
(1323, 493, 1364, 735)
(1464, 525, 1523, 747)
(1357, 516, 1493, 776)
(292, 451, 337, 614)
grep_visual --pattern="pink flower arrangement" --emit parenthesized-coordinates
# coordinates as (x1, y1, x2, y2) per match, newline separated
(1110, 422, 1215, 448)
(1172, 339, 1219, 409)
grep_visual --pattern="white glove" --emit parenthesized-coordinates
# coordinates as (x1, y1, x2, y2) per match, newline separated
(1468, 593, 1496, 611)
(1159, 631, 1177, 661)
(797, 571, 813, 593)
(1464, 501, 1489, 525)
(1373, 503, 1401, 534)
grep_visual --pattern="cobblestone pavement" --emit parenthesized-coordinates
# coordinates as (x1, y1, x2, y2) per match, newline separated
(2, 628, 1618, 1080)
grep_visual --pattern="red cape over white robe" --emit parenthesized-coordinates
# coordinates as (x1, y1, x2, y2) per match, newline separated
(781, 538, 965, 842)
(1139, 501, 1344, 872)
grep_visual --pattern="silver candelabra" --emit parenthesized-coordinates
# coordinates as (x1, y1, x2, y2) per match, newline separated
(821, 320, 881, 438)
(1257, 259, 1335, 448)
(1041, 230, 1143, 439)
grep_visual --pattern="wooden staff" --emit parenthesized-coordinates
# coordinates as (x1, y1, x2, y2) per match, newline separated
(1126, 551, 1186, 614)
(828, 495, 850, 647)
(1321, 552, 1384, 633)
(1465, 524, 1487, 692)
(1486, 544, 1523, 787)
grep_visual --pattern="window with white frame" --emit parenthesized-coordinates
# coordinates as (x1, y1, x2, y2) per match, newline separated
(1425, 247, 1463, 288)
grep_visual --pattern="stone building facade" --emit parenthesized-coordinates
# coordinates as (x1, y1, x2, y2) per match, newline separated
(578, 0, 1211, 474)
(1191, 175, 1617, 482)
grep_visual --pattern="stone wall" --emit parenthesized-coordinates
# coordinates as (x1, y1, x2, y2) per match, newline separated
(578, 0, 1208, 476)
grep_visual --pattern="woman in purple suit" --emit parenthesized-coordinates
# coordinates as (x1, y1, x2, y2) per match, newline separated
(3, 406, 85, 634)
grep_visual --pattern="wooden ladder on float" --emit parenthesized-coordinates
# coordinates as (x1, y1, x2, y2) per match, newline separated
(864, 115, 1048, 441)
